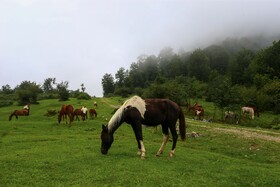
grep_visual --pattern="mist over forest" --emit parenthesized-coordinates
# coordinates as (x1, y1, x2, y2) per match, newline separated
(101, 33, 280, 114)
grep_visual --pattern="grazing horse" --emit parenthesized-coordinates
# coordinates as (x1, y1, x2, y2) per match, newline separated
(242, 106, 259, 119)
(101, 96, 186, 159)
(225, 111, 239, 124)
(58, 104, 74, 125)
(9, 107, 30, 121)
(73, 108, 87, 121)
(187, 102, 204, 120)
(251, 106, 260, 118)
(89, 108, 97, 119)
(94, 101, 98, 108)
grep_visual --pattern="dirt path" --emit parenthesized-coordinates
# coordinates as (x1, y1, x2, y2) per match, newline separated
(189, 122, 280, 143)
(212, 127, 280, 143)
(100, 98, 120, 109)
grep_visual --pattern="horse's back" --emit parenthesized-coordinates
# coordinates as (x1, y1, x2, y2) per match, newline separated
(143, 99, 181, 125)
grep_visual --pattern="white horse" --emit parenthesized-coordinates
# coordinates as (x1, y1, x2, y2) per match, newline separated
(241, 107, 255, 119)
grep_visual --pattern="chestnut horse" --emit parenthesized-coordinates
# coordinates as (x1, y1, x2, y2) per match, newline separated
(58, 104, 74, 125)
(89, 108, 97, 119)
(9, 107, 30, 121)
(101, 96, 186, 159)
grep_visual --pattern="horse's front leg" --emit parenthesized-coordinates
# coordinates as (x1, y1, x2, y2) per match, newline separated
(131, 122, 146, 159)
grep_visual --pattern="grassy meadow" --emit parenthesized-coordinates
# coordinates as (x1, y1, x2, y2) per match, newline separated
(0, 97, 280, 186)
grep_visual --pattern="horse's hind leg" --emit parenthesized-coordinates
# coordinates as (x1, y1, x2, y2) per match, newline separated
(168, 123, 178, 158)
(156, 134, 169, 156)
(156, 124, 169, 156)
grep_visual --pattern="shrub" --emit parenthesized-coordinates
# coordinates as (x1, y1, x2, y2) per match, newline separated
(77, 93, 91, 100)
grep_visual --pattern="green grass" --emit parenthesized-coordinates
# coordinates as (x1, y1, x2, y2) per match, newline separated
(0, 97, 280, 186)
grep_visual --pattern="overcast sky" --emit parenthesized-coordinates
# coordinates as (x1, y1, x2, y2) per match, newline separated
(0, 0, 279, 97)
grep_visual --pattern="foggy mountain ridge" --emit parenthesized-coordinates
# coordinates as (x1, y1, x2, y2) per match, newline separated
(176, 34, 280, 56)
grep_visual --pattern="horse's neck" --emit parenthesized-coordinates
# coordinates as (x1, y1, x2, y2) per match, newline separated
(108, 120, 123, 134)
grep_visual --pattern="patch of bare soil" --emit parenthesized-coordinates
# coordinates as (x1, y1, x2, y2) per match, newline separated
(101, 98, 120, 109)
(211, 127, 280, 143)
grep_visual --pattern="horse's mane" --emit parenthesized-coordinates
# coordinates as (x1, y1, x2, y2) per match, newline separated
(108, 96, 146, 131)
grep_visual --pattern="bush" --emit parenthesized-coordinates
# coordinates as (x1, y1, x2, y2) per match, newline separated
(0, 94, 15, 107)
(77, 93, 91, 100)
(270, 117, 280, 130)
(0, 100, 13, 107)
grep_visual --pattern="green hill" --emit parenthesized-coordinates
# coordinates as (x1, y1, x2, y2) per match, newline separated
(0, 97, 279, 186)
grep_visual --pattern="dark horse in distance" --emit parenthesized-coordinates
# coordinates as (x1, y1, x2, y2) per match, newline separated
(101, 96, 186, 159)
(58, 104, 74, 126)
(9, 106, 30, 121)
(89, 108, 97, 119)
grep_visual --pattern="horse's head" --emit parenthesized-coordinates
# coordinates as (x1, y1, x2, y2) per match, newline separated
(101, 124, 114, 155)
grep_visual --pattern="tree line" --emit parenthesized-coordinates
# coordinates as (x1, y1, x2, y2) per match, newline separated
(0, 78, 91, 107)
(102, 37, 280, 114)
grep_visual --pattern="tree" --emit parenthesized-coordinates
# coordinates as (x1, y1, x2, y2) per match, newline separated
(229, 49, 255, 85)
(0, 84, 14, 94)
(15, 81, 42, 105)
(102, 73, 115, 97)
(115, 67, 128, 88)
(251, 40, 280, 79)
(128, 62, 145, 88)
(56, 81, 70, 101)
(204, 45, 229, 75)
(143, 79, 186, 105)
(206, 74, 240, 119)
(81, 83, 86, 92)
(140, 55, 159, 82)
(261, 79, 280, 113)
(42, 78, 56, 93)
(188, 49, 211, 81)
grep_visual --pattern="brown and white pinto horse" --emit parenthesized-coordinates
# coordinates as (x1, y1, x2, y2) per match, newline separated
(73, 108, 87, 121)
(187, 102, 204, 120)
(58, 104, 74, 125)
(101, 96, 186, 159)
(9, 106, 30, 121)
(242, 106, 259, 120)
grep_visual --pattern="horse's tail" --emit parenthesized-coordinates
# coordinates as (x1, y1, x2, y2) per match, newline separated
(179, 107, 186, 141)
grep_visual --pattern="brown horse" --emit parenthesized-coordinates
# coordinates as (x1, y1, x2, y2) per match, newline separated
(73, 108, 87, 121)
(187, 102, 204, 120)
(101, 96, 186, 159)
(89, 108, 97, 119)
(9, 108, 30, 121)
(58, 104, 74, 125)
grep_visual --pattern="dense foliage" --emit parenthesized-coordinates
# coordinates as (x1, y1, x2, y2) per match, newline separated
(102, 38, 280, 114)
(0, 78, 90, 106)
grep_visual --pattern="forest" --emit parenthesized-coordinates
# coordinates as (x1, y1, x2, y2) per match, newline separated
(101, 37, 280, 114)
(0, 36, 279, 115)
